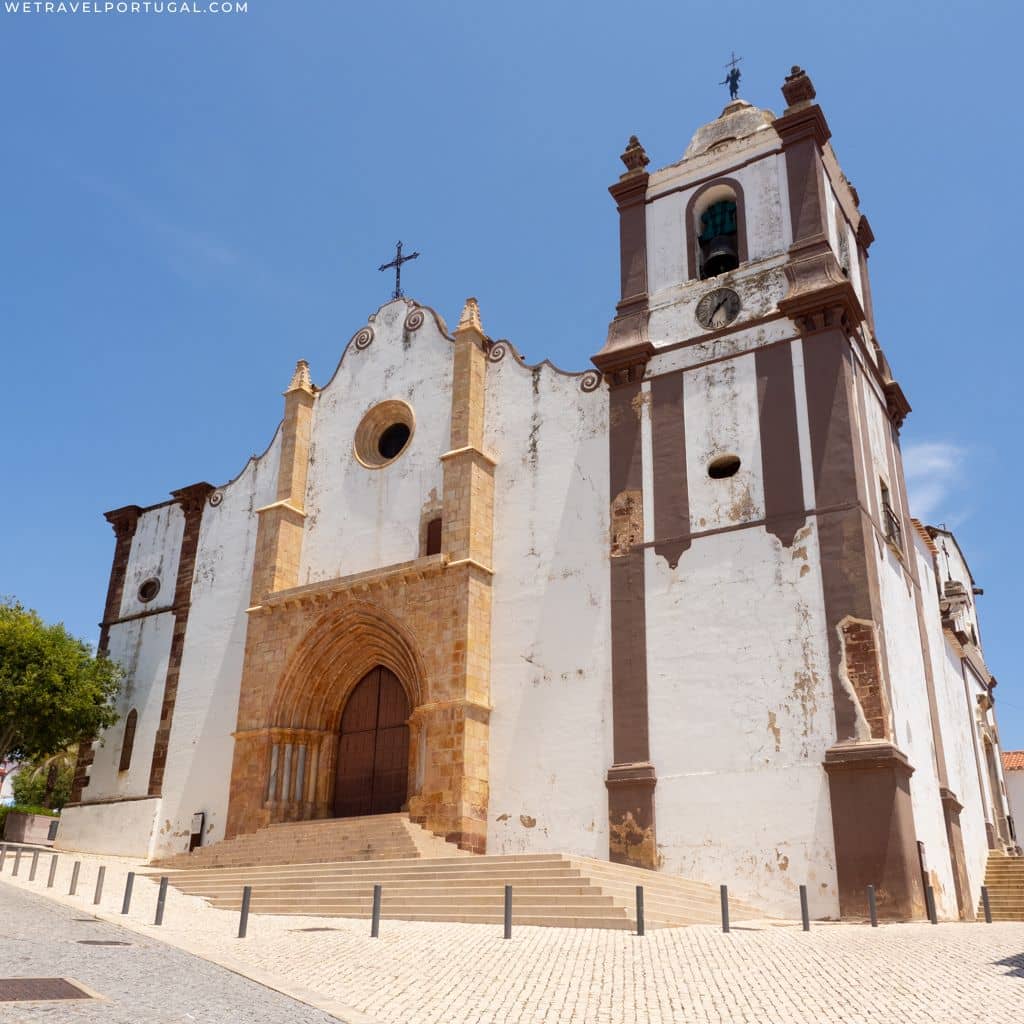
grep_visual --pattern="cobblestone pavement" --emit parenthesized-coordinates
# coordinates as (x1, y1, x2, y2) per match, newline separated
(0, 882, 344, 1023)
(1, 847, 1023, 1023)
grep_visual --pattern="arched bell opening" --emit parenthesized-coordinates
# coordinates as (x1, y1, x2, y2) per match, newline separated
(685, 177, 749, 283)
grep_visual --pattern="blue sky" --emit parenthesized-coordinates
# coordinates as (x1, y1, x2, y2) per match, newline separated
(2, 1, 1022, 747)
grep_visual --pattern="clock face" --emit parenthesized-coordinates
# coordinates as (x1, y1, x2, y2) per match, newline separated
(696, 287, 741, 331)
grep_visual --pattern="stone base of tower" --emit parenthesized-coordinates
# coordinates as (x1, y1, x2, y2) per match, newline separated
(824, 742, 926, 920)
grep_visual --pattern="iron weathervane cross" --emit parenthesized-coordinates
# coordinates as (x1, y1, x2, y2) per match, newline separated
(378, 240, 420, 300)
(720, 52, 742, 100)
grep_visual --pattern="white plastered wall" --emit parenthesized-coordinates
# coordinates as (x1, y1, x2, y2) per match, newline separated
(56, 506, 185, 858)
(1006, 770, 1024, 836)
(300, 301, 453, 583)
(853, 365, 961, 916)
(153, 431, 282, 857)
(877, 527, 957, 917)
(644, 349, 839, 919)
(484, 357, 611, 857)
(57, 797, 162, 859)
(81, 503, 186, 802)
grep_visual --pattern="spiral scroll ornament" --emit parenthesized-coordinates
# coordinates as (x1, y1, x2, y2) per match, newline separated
(208, 490, 224, 507)
(487, 342, 508, 363)
(351, 326, 374, 351)
(580, 370, 603, 393)
(403, 308, 425, 332)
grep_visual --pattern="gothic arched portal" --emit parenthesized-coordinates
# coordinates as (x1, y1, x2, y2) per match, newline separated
(334, 666, 410, 818)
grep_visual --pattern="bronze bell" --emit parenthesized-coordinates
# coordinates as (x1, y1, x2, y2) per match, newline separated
(700, 235, 739, 279)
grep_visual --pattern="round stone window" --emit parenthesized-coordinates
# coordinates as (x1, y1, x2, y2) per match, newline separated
(138, 578, 161, 603)
(353, 400, 415, 469)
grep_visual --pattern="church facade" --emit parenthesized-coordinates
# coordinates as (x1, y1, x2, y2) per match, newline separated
(58, 67, 1016, 921)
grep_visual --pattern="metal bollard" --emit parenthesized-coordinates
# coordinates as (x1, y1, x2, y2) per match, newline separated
(370, 883, 382, 938)
(503, 885, 512, 940)
(47, 854, 58, 889)
(925, 885, 938, 925)
(12, 850, 21, 877)
(720, 884, 730, 933)
(981, 886, 992, 924)
(866, 884, 878, 927)
(799, 884, 810, 931)
(29, 851, 40, 882)
(121, 872, 135, 914)
(69, 861, 81, 896)
(93, 866, 105, 906)
(0, 845, 6, 871)
(154, 876, 168, 926)
(238, 885, 252, 939)
(635, 885, 645, 937)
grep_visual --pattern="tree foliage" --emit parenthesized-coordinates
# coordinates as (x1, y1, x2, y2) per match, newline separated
(0, 599, 121, 764)
(11, 745, 77, 810)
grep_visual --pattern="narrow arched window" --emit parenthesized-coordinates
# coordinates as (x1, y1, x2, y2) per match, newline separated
(118, 709, 138, 773)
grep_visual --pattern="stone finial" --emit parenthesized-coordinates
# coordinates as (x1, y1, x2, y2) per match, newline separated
(782, 65, 816, 108)
(620, 135, 650, 175)
(285, 358, 314, 394)
(455, 297, 485, 339)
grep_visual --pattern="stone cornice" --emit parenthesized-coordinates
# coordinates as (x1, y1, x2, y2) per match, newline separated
(439, 445, 498, 467)
(409, 696, 492, 724)
(823, 741, 914, 776)
(254, 499, 306, 518)
(446, 557, 495, 576)
(249, 554, 449, 615)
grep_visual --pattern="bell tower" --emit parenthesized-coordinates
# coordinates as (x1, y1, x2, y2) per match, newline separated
(594, 67, 932, 920)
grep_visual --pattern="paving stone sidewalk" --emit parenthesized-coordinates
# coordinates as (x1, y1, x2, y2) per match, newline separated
(1, 847, 1022, 1023)
(0, 882, 345, 1023)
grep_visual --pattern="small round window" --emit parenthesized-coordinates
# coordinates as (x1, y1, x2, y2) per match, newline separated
(708, 455, 741, 479)
(354, 400, 415, 469)
(138, 578, 161, 603)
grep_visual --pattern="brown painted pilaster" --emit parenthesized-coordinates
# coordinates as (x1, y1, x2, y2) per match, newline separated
(605, 378, 657, 869)
(593, 137, 655, 382)
(801, 328, 923, 919)
(823, 743, 925, 919)
(780, 68, 926, 906)
(71, 504, 142, 803)
(755, 343, 805, 547)
(148, 482, 213, 797)
(650, 373, 690, 568)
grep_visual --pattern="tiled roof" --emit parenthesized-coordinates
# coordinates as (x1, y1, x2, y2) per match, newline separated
(1002, 751, 1024, 772)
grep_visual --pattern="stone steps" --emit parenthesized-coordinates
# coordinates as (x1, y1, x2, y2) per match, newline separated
(156, 844, 765, 929)
(156, 813, 466, 869)
(978, 852, 1024, 920)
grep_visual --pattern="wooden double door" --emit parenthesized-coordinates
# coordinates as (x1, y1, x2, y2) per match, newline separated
(333, 666, 410, 818)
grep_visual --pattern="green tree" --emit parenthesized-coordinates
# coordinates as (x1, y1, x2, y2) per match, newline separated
(11, 745, 77, 810)
(0, 599, 121, 765)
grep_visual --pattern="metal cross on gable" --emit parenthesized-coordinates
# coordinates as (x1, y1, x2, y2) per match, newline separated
(720, 52, 742, 100)
(378, 240, 420, 300)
